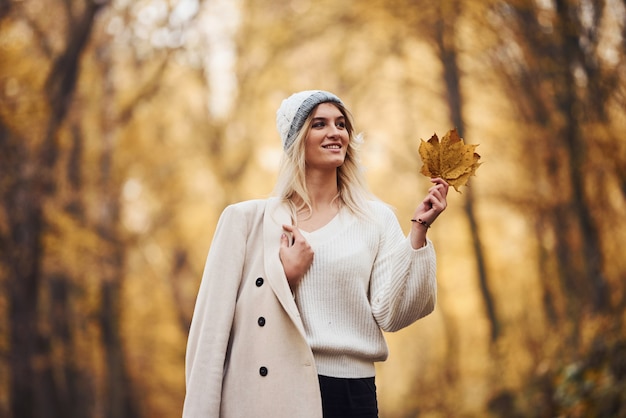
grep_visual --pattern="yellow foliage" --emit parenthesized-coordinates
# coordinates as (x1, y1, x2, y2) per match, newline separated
(419, 128, 481, 192)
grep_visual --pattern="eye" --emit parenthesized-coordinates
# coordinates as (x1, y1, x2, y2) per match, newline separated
(336, 121, 346, 129)
(312, 121, 325, 129)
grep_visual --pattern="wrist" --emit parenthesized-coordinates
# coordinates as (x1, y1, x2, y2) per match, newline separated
(410, 226, 428, 250)
(410, 218, 431, 229)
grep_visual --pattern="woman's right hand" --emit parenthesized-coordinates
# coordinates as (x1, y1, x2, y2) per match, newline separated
(279, 224, 314, 289)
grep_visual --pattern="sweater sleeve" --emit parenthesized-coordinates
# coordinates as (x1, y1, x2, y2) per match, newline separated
(369, 203, 437, 332)
(183, 204, 249, 417)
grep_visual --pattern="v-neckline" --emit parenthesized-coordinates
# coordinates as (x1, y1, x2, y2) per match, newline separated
(299, 209, 346, 246)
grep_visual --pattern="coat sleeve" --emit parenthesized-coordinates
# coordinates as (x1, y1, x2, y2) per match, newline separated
(183, 204, 248, 417)
(369, 203, 438, 332)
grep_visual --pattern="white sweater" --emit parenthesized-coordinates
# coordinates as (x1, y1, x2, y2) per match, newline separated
(295, 200, 437, 379)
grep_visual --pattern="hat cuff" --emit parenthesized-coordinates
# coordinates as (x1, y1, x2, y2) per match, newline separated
(284, 91, 342, 150)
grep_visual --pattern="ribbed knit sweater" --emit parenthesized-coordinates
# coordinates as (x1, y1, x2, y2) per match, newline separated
(295, 200, 437, 379)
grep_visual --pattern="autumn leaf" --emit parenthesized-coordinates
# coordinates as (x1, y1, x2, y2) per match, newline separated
(418, 129, 481, 192)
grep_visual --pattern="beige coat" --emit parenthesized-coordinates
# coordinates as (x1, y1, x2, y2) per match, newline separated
(183, 198, 323, 418)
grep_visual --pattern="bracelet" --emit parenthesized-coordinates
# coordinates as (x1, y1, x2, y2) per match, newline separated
(411, 218, 431, 229)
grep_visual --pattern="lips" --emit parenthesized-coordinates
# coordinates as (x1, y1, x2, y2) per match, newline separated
(322, 144, 342, 149)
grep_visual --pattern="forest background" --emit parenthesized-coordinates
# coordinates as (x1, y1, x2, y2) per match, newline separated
(1, 0, 626, 417)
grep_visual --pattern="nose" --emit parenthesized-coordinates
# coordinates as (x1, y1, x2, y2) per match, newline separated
(327, 124, 341, 137)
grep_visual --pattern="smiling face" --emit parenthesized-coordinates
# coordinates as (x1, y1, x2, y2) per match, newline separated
(304, 102, 350, 171)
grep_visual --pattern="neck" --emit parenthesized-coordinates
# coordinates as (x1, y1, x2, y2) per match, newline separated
(302, 168, 339, 210)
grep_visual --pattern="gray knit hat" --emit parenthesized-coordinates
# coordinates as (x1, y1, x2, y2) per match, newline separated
(276, 90, 344, 151)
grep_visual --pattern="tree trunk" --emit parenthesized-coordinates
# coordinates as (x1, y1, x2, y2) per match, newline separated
(554, 0, 609, 313)
(435, 0, 500, 341)
(97, 36, 140, 418)
(6, 170, 42, 418)
(3, 2, 107, 417)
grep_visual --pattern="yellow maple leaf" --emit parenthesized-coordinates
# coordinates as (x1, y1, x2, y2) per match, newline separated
(419, 129, 481, 192)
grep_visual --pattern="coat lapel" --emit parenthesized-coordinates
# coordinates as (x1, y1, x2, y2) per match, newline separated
(263, 198, 307, 337)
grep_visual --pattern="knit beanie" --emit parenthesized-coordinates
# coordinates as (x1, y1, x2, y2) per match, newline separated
(276, 90, 344, 151)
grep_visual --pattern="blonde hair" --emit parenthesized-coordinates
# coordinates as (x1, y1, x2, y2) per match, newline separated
(273, 102, 375, 221)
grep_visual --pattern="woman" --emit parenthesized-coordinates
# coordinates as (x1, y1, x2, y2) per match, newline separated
(183, 90, 448, 417)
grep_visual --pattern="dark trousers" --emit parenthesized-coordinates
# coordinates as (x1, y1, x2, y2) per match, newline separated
(318, 375, 378, 418)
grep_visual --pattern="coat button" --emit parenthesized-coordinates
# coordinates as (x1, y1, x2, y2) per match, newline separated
(257, 317, 266, 327)
(255, 277, 264, 287)
(259, 366, 268, 377)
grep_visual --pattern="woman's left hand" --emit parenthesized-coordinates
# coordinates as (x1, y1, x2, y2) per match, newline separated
(410, 178, 449, 248)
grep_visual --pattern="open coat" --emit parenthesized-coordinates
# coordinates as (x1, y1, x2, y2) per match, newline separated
(183, 198, 323, 418)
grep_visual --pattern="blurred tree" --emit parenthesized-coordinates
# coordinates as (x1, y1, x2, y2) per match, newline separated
(482, 0, 626, 415)
(433, 0, 500, 342)
(487, 0, 623, 333)
(0, 1, 113, 417)
(2, 0, 625, 417)
(0, 0, 10, 20)
(0, 0, 188, 416)
(96, 33, 140, 418)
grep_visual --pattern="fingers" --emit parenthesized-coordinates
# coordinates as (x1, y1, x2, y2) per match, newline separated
(287, 224, 304, 241)
(283, 224, 307, 245)
(429, 177, 449, 197)
(279, 224, 314, 287)
(412, 178, 449, 228)
(427, 178, 448, 213)
(430, 177, 449, 187)
(429, 189, 445, 211)
(281, 224, 294, 247)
